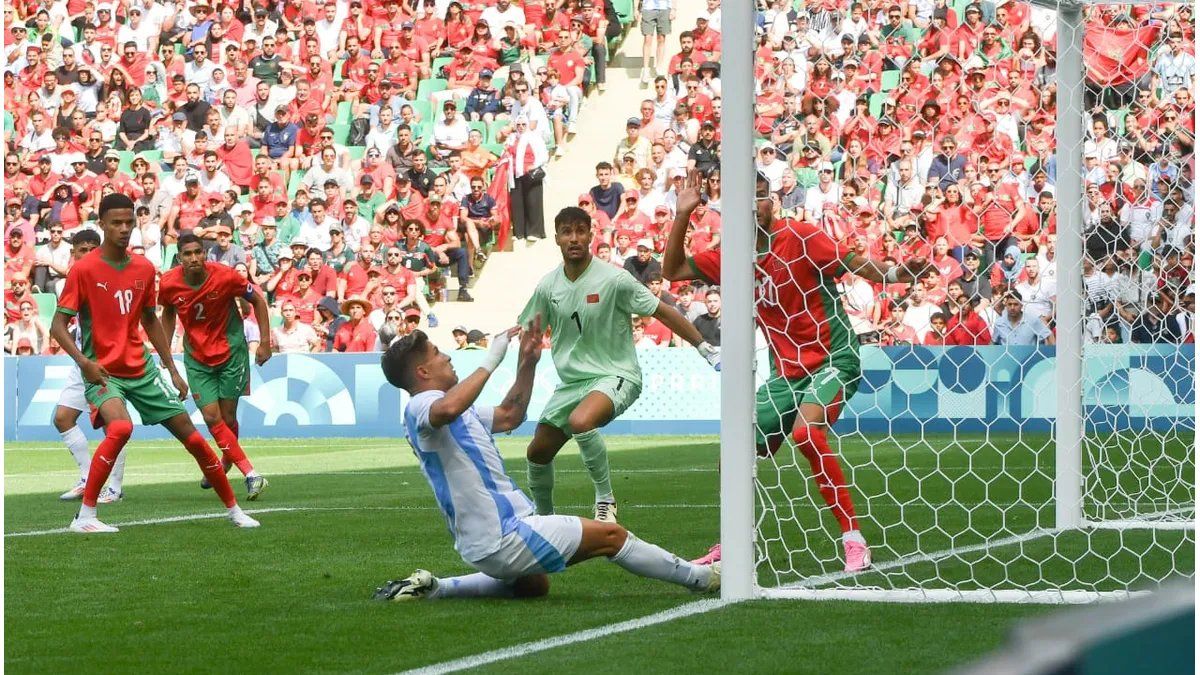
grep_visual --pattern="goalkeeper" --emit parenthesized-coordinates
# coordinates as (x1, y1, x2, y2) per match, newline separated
(662, 172, 927, 573)
(518, 206, 721, 525)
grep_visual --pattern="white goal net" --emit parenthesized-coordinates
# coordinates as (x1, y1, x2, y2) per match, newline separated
(721, 0, 1196, 603)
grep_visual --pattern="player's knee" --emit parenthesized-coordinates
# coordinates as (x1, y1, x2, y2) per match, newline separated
(201, 409, 222, 429)
(512, 574, 550, 598)
(602, 523, 629, 554)
(791, 424, 827, 454)
(106, 419, 134, 443)
(566, 413, 597, 436)
(52, 408, 76, 433)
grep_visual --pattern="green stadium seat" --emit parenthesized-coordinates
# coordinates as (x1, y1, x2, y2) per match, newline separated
(483, 142, 506, 157)
(335, 101, 352, 125)
(468, 120, 489, 141)
(880, 70, 900, 92)
(330, 123, 351, 145)
(410, 100, 432, 124)
(33, 292, 56, 324)
(488, 119, 510, 144)
(611, 0, 634, 24)
(416, 78, 448, 103)
(117, 150, 135, 174)
(348, 146, 366, 161)
(287, 170, 306, 197)
(869, 92, 886, 118)
(432, 56, 453, 77)
(159, 243, 177, 271)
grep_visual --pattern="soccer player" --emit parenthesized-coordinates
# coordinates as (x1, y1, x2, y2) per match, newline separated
(662, 173, 927, 572)
(51, 194, 260, 533)
(517, 206, 720, 524)
(373, 322, 720, 601)
(55, 229, 128, 504)
(159, 233, 272, 499)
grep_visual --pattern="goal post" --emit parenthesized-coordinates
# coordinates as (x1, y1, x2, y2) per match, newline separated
(719, 0, 1195, 604)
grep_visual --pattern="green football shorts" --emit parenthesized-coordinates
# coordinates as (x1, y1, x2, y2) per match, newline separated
(754, 358, 861, 446)
(539, 375, 642, 437)
(185, 349, 251, 408)
(85, 366, 187, 427)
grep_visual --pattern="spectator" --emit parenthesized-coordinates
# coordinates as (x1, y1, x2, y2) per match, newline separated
(33, 223, 71, 295)
(4, 300, 48, 354)
(614, 117, 653, 168)
(693, 287, 721, 346)
(506, 114, 549, 244)
(993, 292, 1055, 346)
(314, 296, 348, 352)
(272, 301, 320, 353)
(6, 228, 36, 284)
(589, 161, 625, 218)
(624, 239, 663, 283)
(945, 302, 993, 346)
(451, 325, 470, 350)
(1132, 291, 1185, 344)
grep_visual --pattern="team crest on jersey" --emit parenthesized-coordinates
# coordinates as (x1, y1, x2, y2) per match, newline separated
(134, 279, 146, 290)
(207, 291, 219, 300)
(586, 293, 600, 304)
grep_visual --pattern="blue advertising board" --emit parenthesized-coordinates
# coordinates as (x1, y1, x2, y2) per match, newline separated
(3, 345, 1193, 441)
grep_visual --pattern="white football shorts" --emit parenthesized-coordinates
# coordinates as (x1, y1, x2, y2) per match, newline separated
(469, 515, 583, 580)
(57, 365, 87, 413)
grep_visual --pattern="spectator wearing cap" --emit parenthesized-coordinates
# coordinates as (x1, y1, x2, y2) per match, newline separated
(6, 227, 36, 281)
(803, 161, 842, 223)
(613, 189, 652, 235)
(506, 113, 549, 243)
(262, 106, 300, 163)
(431, 101, 470, 166)
(623, 238, 663, 285)
(334, 298, 378, 352)
(204, 223, 244, 267)
(249, 218, 284, 285)
(4, 273, 34, 325)
(377, 244, 432, 321)
(280, 267, 324, 325)
(686, 121, 719, 175)
(613, 116, 653, 170)
(92, 149, 140, 205)
(465, 69, 503, 122)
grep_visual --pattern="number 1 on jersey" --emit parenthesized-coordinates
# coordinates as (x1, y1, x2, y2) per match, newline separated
(114, 289, 134, 315)
(570, 311, 583, 334)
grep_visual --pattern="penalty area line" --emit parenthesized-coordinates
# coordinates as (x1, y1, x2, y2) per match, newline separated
(396, 598, 733, 675)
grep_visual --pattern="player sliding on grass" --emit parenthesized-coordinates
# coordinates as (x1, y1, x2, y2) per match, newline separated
(54, 229, 128, 504)
(374, 321, 720, 601)
(518, 206, 721, 524)
(160, 233, 272, 500)
(662, 172, 927, 572)
(51, 194, 260, 533)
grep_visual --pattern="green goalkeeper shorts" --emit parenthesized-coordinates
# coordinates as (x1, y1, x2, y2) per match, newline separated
(754, 359, 861, 446)
(185, 348, 251, 408)
(539, 375, 642, 437)
(85, 367, 187, 427)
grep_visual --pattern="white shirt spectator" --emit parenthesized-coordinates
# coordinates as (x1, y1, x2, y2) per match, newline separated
(199, 168, 233, 195)
(302, 162, 354, 194)
(903, 299, 940, 341)
(1122, 199, 1163, 250)
(756, 154, 787, 192)
(294, 216, 335, 251)
(803, 182, 841, 222)
(365, 122, 398, 156)
(432, 117, 470, 159)
(479, 3, 525, 36)
(510, 98, 551, 142)
(1014, 275, 1056, 322)
(184, 59, 218, 89)
(273, 321, 318, 352)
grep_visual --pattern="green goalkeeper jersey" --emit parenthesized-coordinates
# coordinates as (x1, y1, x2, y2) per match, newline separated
(519, 258, 661, 386)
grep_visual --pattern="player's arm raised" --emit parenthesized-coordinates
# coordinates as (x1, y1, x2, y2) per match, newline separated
(248, 287, 273, 365)
(141, 306, 189, 400)
(427, 326, 520, 428)
(491, 315, 544, 433)
(662, 172, 705, 282)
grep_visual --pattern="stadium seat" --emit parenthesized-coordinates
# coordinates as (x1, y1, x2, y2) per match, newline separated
(488, 119, 510, 144)
(33, 292, 56, 324)
(432, 56, 453, 77)
(335, 101, 352, 125)
(159, 243, 176, 271)
(611, 0, 634, 25)
(483, 142, 506, 157)
(287, 170, 306, 197)
(118, 150, 135, 174)
(348, 146, 366, 161)
(468, 121, 489, 141)
(869, 92, 886, 118)
(880, 70, 900, 92)
(410, 100, 432, 124)
(416, 78, 448, 103)
(330, 123, 351, 145)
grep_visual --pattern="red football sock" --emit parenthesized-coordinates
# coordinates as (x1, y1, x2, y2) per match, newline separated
(82, 420, 134, 507)
(210, 421, 254, 475)
(182, 430, 237, 508)
(792, 425, 858, 533)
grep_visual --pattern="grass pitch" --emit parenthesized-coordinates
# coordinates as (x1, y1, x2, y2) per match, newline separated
(5, 434, 1191, 673)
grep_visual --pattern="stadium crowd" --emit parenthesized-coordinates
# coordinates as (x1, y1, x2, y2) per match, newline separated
(1, 0, 1195, 356)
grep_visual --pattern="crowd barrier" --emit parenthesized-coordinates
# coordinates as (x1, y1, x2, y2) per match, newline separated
(3, 346, 1192, 441)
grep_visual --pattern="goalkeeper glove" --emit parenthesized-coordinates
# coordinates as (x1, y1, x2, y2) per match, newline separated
(480, 330, 513, 373)
(697, 341, 721, 371)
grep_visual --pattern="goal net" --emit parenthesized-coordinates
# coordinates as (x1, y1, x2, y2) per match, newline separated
(724, 0, 1196, 603)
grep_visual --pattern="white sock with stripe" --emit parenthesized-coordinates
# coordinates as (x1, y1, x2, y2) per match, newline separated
(431, 573, 514, 599)
(608, 532, 710, 591)
(60, 426, 91, 480)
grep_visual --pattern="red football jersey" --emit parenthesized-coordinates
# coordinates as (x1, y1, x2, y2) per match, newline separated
(57, 250, 158, 378)
(159, 262, 252, 367)
(687, 219, 859, 378)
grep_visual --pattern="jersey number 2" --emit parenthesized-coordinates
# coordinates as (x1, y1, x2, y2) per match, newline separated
(570, 311, 583, 334)
(114, 289, 134, 315)
(193, 302, 206, 321)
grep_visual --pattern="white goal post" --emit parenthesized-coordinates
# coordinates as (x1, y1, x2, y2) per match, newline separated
(719, 0, 1195, 604)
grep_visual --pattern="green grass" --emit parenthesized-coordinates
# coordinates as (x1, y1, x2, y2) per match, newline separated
(5, 435, 1192, 673)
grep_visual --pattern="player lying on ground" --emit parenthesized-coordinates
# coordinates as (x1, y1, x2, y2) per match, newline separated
(662, 172, 926, 572)
(55, 229, 128, 503)
(374, 320, 720, 600)
(51, 193, 260, 533)
(518, 206, 721, 525)
(160, 233, 272, 500)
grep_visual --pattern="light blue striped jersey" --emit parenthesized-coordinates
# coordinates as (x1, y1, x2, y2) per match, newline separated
(404, 390, 536, 562)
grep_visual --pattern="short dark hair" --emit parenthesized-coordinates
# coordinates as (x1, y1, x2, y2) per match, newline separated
(177, 232, 204, 251)
(70, 229, 101, 247)
(98, 193, 135, 219)
(595, 161, 613, 172)
(381, 330, 431, 392)
(554, 206, 590, 232)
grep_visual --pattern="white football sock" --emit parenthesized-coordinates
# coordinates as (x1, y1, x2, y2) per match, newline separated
(431, 573, 514, 599)
(78, 504, 97, 519)
(228, 504, 246, 517)
(609, 532, 710, 591)
(60, 426, 91, 479)
(843, 530, 866, 545)
(107, 450, 128, 492)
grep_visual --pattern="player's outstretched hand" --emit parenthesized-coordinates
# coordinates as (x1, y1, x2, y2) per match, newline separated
(170, 369, 189, 400)
(519, 314, 544, 363)
(80, 359, 108, 387)
(901, 256, 933, 282)
(698, 341, 721, 371)
(675, 170, 705, 215)
(481, 326, 518, 373)
(255, 341, 272, 367)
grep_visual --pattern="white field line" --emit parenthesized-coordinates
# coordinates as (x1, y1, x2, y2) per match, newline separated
(396, 599, 732, 675)
(3, 504, 723, 537)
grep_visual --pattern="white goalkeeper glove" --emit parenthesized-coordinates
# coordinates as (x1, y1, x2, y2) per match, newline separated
(480, 330, 513, 373)
(697, 341, 721, 371)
